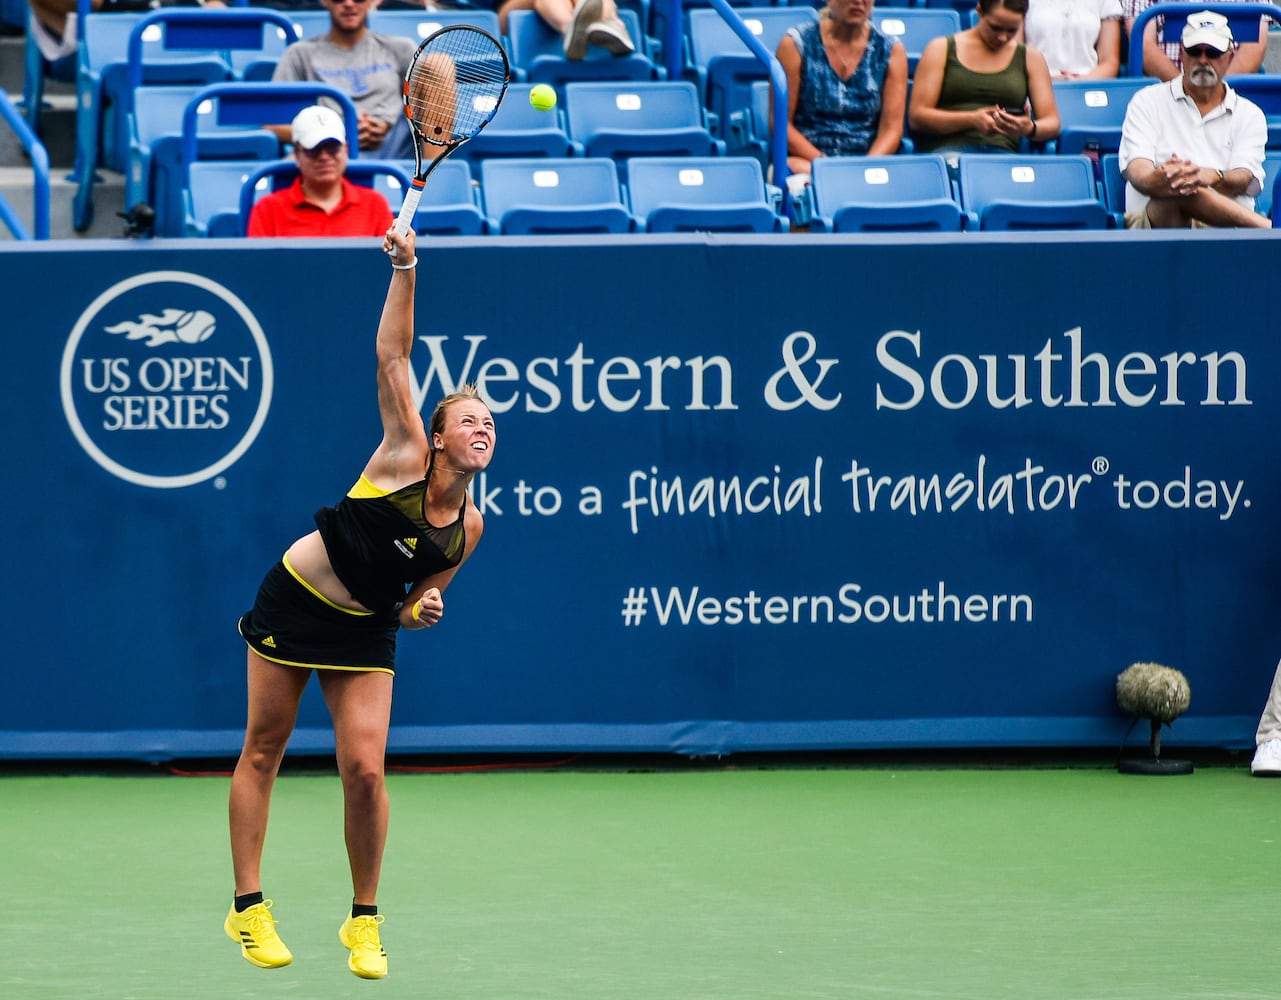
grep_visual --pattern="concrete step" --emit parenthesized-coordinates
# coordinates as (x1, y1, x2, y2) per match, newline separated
(0, 164, 127, 240)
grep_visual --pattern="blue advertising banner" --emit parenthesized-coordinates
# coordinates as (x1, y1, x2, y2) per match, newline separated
(1, 231, 1278, 759)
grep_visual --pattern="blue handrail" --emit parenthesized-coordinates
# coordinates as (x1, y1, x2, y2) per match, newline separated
(0, 90, 51, 240)
(692, 0, 790, 219)
(1128, 2, 1281, 77)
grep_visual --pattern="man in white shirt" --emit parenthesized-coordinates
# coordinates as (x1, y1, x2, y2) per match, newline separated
(1118, 9, 1269, 228)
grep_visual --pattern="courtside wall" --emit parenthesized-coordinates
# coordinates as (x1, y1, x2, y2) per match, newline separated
(2, 232, 1277, 760)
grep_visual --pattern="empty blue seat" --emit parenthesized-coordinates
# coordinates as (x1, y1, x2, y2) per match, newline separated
(367, 8, 502, 42)
(186, 159, 267, 237)
(385, 158, 488, 235)
(957, 154, 1112, 230)
(686, 7, 817, 147)
(868, 7, 961, 75)
(452, 83, 577, 162)
(1257, 150, 1281, 218)
(627, 156, 785, 231)
(1099, 153, 1126, 215)
(1050, 78, 1149, 155)
(564, 81, 723, 170)
(809, 153, 964, 232)
(480, 157, 634, 233)
(127, 85, 280, 238)
(506, 10, 659, 87)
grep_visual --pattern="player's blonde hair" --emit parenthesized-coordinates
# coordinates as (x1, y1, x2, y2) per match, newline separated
(429, 384, 488, 443)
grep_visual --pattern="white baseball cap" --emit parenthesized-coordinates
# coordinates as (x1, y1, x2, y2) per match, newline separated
(291, 105, 346, 151)
(1182, 10, 1233, 52)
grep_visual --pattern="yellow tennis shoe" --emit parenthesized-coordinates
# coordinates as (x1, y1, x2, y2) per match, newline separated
(224, 900, 293, 969)
(339, 913, 388, 979)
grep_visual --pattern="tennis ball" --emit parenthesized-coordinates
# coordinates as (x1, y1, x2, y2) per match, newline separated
(529, 84, 557, 112)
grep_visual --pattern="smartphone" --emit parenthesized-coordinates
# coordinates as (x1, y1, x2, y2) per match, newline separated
(1001, 106, 1028, 116)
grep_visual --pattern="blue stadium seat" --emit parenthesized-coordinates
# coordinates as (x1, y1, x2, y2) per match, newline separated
(140, 81, 358, 238)
(1227, 74, 1281, 149)
(367, 8, 502, 42)
(957, 154, 1113, 230)
(506, 9, 659, 87)
(452, 83, 578, 162)
(282, 9, 334, 40)
(480, 157, 634, 233)
(389, 158, 488, 236)
(1099, 153, 1126, 215)
(1257, 150, 1281, 218)
(809, 154, 964, 232)
(564, 81, 723, 172)
(626, 156, 785, 232)
(72, 8, 302, 232)
(126, 85, 280, 238)
(685, 7, 817, 148)
(868, 7, 961, 75)
(185, 159, 267, 237)
(1050, 78, 1149, 156)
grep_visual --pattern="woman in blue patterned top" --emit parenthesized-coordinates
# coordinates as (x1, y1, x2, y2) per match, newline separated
(775, 0, 909, 181)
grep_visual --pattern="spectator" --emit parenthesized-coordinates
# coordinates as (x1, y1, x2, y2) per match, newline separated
(1124, 0, 1267, 80)
(27, 0, 220, 80)
(1118, 9, 1269, 228)
(1023, 0, 1124, 79)
(496, 0, 634, 59)
(909, 0, 1061, 155)
(774, 0, 909, 181)
(270, 0, 418, 158)
(248, 105, 395, 237)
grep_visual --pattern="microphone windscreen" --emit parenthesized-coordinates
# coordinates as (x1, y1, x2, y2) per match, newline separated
(1116, 662, 1191, 723)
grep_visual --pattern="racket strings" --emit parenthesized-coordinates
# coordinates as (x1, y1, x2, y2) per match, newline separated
(404, 32, 507, 144)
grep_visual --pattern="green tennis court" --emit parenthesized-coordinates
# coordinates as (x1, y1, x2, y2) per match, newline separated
(3, 757, 1275, 1000)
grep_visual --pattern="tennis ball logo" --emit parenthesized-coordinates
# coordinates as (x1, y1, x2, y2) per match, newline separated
(176, 310, 216, 344)
(529, 84, 557, 112)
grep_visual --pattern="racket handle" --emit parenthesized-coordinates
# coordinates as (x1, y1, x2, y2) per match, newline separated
(394, 180, 425, 236)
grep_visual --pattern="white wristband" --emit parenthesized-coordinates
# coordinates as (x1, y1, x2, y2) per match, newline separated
(391, 256, 417, 271)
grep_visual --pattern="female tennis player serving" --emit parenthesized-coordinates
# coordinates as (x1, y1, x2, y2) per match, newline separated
(225, 226, 494, 980)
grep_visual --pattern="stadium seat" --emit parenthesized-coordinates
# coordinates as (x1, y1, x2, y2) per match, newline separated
(72, 8, 302, 232)
(367, 8, 501, 42)
(564, 81, 723, 173)
(452, 83, 578, 162)
(868, 7, 961, 75)
(391, 158, 488, 236)
(956, 154, 1114, 230)
(480, 157, 634, 233)
(809, 154, 964, 232)
(1050, 78, 1149, 156)
(1099, 153, 1126, 216)
(626, 156, 786, 232)
(1257, 150, 1281, 218)
(1227, 74, 1281, 149)
(185, 159, 267, 237)
(686, 7, 817, 143)
(138, 81, 358, 238)
(126, 85, 280, 238)
(506, 9, 659, 88)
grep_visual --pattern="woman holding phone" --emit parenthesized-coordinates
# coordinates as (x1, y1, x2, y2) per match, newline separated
(908, 0, 1060, 155)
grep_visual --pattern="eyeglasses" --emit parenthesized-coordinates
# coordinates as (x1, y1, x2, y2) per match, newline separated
(330, 0, 368, 5)
(1185, 46, 1226, 58)
(300, 140, 343, 158)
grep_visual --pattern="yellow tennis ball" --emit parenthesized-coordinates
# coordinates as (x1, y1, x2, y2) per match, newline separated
(529, 84, 557, 112)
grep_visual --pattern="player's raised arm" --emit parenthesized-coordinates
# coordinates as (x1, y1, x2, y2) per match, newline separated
(369, 228, 427, 474)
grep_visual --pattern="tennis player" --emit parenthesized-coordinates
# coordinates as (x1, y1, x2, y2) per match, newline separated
(224, 226, 495, 979)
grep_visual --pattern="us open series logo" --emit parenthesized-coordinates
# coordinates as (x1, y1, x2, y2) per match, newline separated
(60, 271, 273, 489)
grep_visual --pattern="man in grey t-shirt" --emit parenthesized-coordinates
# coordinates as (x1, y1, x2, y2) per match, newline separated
(272, 0, 417, 158)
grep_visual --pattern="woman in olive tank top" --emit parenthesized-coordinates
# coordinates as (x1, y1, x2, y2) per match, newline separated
(909, 0, 1060, 154)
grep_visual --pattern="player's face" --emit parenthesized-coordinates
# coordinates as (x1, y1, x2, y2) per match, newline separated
(434, 400, 496, 471)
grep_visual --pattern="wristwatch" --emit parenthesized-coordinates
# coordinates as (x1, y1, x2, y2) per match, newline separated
(1214, 168, 1225, 186)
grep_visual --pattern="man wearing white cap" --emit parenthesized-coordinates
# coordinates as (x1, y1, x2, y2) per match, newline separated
(248, 106, 394, 237)
(1118, 9, 1270, 228)
(1123, 0, 1266, 80)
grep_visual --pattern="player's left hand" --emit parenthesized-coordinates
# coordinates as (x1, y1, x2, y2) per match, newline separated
(383, 227, 416, 265)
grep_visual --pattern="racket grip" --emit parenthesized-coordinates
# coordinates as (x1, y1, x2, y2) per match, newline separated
(394, 180, 425, 236)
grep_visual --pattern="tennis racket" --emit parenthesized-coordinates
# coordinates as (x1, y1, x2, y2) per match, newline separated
(393, 25, 511, 236)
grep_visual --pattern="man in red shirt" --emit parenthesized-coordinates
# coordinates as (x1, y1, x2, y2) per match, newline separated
(248, 106, 394, 238)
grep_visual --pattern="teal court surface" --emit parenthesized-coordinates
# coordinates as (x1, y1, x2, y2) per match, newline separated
(2, 755, 1276, 1000)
